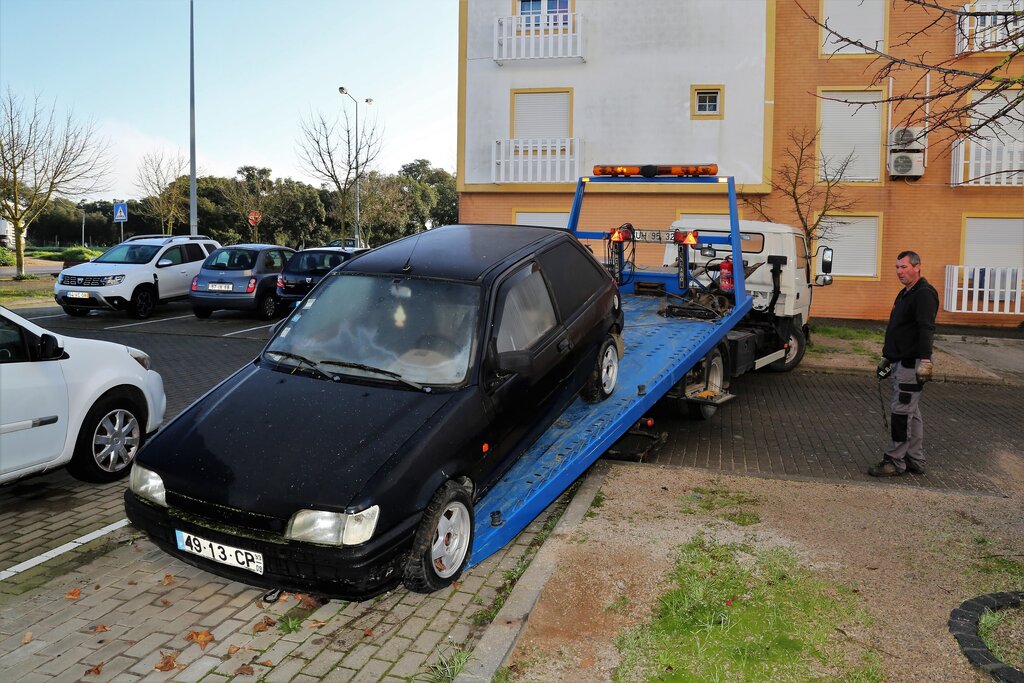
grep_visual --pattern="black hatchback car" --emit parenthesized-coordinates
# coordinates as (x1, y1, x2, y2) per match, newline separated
(125, 225, 623, 599)
(276, 247, 368, 308)
(190, 244, 294, 319)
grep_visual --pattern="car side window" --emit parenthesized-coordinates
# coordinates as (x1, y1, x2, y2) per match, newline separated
(203, 242, 219, 255)
(265, 250, 284, 271)
(495, 265, 557, 353)
(161, 246, 184, 265)
(537, 241, 608, 322)
(0, 317, 29, 363)
(183, 243, 205, 263)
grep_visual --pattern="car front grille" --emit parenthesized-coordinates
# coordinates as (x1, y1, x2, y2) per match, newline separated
(61, 275, 107, 286)
(166, 492, 287, 534)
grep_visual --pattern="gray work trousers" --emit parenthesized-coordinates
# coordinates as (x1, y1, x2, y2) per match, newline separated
(884, 362, 925, 471)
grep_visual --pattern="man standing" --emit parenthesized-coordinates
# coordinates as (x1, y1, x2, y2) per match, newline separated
(869, 251, 939, 477)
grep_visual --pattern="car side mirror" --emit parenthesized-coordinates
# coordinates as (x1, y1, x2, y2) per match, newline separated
(815, 274, 834, 287)
(39, 333, 63, 360)
(496, 350, 534, 380)
(820, 246, 834, 274)
(157, 258, 173, 268)
(700, 246, 716, 258)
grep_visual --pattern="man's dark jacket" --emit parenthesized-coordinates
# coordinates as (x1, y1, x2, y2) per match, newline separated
(883, 277, 939, 365)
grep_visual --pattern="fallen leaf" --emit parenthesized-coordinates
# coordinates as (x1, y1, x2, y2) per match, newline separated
(84, 663, 103, 676)
(132, 544, 142, 552)
(184, 629, 215, 650)
(65, 587, 82, 600)
(251, 615, 276, 633)
(93, 584, 101, 591)
(276, 592, 291, 602)
(296, 593, 321, 610)
(234, 664, 255, 676)
(452, 580, 462, 590)
(127, 580, 138, 586)
(363, 628, 374, 638)
(160, 598, 172, 607)
(124, 640, 137, 646)
(257, 660, 273, 667)
(93, 625, 110, 633)
(308, 620, 327, 629)
(154, 652, 179, 671)
(21, 632, 32, 644)
(161, 574, 175, 586)
(227, 645, 240, 655)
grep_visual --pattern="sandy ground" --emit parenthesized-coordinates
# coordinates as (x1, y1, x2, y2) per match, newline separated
(508, 453, 1024, 682)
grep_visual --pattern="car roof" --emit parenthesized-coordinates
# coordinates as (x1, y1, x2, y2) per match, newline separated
(345, 224, 565, 282)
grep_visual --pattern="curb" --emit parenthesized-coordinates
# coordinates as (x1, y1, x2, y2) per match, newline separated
(949, 592, 1024, 683)
(796, 364, 1011, 387)
(455, 462, 610, 683)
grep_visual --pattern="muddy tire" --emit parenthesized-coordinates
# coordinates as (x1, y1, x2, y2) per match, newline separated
(582, 336, 619, 404)
(403, 481, 474, 593)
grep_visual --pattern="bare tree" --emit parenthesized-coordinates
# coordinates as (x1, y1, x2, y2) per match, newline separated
(0, 89, 110, 274)
(296, 109, 383, 243)
(743, 128, 858, 242)
(134, 149, 188, 236)
(221, 166, 275, 242)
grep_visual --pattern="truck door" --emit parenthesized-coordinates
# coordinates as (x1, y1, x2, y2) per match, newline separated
(793, 233, 812, 317)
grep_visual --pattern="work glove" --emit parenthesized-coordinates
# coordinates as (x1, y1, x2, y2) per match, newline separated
(876, 358, 892, 380)
(917, 359, 934, 384)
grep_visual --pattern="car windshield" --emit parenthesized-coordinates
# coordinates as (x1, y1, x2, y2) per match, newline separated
(93, 244, 160, 264)
(285, 251, 346, 275)
(204, 248, 258, 270)
(265, 274, 480, 386)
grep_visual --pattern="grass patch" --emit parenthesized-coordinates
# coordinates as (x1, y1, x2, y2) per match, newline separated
(812, 324, 884, 343)
(0, 288, 54, 300)
(722, 510, 761, 526)
(613, 533, 881, 682)
(980, 607, 1024, 672)
(681, 485, 758, 515)
(585, 488, 606, 519)
(421, 644, 472, 683)
(277, 615, 303, 634)
(605, 594, 631, 613)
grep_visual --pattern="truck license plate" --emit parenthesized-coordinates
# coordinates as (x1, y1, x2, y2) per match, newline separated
(175, 530, 264, 575)
(66, 291, 90, 299)
(632, 229, 674, 243)
(208, 283, 232, 291)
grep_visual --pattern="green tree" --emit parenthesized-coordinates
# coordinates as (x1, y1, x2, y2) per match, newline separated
(263, 178, 328, 248)
(399, 160, 458, 227)
(221, 166, 274, 241)
(360, 171, 436, 247)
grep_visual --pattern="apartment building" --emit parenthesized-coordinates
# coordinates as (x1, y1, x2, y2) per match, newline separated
(457, 0, 1024, 326)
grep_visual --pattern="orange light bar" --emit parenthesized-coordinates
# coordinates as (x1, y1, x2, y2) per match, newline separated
(592, 164, 719, 178)
(610, 226, 633, 242)
(673, 230, 699, 246)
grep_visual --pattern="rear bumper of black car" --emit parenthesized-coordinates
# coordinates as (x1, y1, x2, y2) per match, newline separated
(124, 491, 418, 600)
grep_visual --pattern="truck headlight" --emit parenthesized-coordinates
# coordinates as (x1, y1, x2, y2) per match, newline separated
(102, 275, 125, 286)
(130, 464, 166, 507)
(128, 348, 151, 370)
(285, 505, 379, 546)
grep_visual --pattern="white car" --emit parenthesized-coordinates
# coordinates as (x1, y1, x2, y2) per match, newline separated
(54, 234, 221, 318)
(0, 306, 166, 484)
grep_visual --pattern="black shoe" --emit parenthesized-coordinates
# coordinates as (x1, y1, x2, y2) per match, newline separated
(868, 459, 905, 477)
(905, 458, 926, 475)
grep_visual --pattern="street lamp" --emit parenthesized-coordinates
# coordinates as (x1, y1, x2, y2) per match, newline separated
(78, 201, 86, 247)
(338, 86, 373, 246)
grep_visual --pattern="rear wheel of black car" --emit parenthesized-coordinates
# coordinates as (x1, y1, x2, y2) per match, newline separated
(129, 285, 156, 319)
(193, 307, 213, 319)
(257, 294, 278, 320)
(61, 306, 88, 317)
(582, 336, 619, 403)
(403, 481, 474, 593)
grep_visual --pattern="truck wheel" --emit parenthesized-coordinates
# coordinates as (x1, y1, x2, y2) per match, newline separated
(582, 336, 619, 403)
(403, 481, 474, 593)
(68, 396, 145, 482)
(688, 349, 724, 420)
(767, 328, 806, 372)
(129, 285, 156, 319)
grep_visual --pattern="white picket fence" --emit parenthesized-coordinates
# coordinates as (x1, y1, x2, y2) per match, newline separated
(492, 138, 582, 183)
(944, 265, 1023, 314)
(494, 13, 584, 62)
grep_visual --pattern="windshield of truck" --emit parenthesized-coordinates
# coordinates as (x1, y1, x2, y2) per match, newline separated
(264, 274, 480, 386)
(94, 244, 160, 264)
(203, 248, 258, 270)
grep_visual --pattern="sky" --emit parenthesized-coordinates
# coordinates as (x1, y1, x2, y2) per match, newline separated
(0, 0, 459, 202)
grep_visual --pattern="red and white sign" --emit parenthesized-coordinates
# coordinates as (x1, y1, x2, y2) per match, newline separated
(247, 211, 262, 227)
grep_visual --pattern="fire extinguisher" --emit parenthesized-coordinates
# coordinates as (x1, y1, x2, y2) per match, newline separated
(719, 258, 734, 293)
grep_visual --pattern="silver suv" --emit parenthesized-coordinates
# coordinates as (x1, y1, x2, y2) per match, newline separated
(54, 235, 221, 319)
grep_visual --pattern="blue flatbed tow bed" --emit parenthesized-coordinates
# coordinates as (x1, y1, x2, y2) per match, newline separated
(467, 170, 753, 566)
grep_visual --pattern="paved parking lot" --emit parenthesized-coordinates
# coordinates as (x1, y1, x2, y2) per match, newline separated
(2, 302, 1022, 681)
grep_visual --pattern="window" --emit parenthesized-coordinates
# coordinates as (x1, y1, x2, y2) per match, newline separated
(818, 215, 880, 277)
(964, 217, 1024, 268)
(495, 266, 557, 353)
(519, 0, 570, 28)
(512, 90, 571, 140)
(263, 250, 285, 271)
(183, 243, 206, 263)
(820, 91, 882, 182)
(160, 246, 184, 265)
(515, 212, 569, 228)
(821, 0, 885, 55)
(538, 242, 607, 322)
(690, 85, 725, 120)
(0, 317, 28, 363)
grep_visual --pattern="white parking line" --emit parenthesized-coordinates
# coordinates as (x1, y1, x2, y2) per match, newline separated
(104, 314, 193, 330)
(0, 519, 130, 582)
(222, 323, 274, 337)
(26, 313, 66, 320)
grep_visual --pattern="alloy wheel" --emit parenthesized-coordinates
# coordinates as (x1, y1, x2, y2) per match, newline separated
(92, 409, 141, 473)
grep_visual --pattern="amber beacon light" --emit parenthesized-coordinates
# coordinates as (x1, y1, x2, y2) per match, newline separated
(592, 164, 719, 178)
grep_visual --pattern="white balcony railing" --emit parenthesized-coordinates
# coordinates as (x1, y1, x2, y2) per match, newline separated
(955, 1, 1024, 53)
(950, 137, 1024, 186)
(494, 13, 584, 63)
(944, 265, 1023, 314)
(492, 138, 582, 183)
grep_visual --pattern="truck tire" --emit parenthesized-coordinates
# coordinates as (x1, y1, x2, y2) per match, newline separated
(129, 285, 156, 319)
(687, 349, 725, 420)
(403, 481, 474, 593)
(582, 336, 619, 403)
(767, 327, 806, 372)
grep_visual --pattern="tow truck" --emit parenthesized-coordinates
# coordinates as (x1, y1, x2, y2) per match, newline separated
(467, 164, 834, 566)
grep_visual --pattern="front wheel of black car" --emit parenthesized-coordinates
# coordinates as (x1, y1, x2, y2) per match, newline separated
(582, 336, 619, 403)
(403, 481, 474, 593)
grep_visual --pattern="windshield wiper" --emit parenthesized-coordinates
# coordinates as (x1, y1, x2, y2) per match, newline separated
(263, 350, 333, 380)
(318, 359, 428, 392)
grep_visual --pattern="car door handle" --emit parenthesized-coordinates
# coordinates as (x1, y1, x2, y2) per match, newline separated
(557, 339, 570, 353)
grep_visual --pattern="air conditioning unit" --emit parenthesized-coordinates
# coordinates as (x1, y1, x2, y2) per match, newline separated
(889, 150, 925, 178)
(889, 126, 926, 151)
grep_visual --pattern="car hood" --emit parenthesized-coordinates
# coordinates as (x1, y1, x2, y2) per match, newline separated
(139, 362, 456, 520)
(61, 261, 149, 275)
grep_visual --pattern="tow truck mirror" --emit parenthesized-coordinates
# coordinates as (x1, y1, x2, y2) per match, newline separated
(38, 333, 63, 360)
(700, 246, 715, 258)
(815, 274, 834, 287)
(820, 247, 834, 274)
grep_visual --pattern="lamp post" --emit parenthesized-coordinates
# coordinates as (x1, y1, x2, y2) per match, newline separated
(338, 87, 373, 247)
(78, 201, 86, 247)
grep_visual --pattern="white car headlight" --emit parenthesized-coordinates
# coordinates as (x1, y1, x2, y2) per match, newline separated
(128, 348, 151, 370)
(130, 464, 166, 507)
(285, 505, 379, 546)
(102, 275, 125, 286)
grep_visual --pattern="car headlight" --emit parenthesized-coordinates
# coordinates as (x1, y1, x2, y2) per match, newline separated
(102, 275, 125, 286)
(285, 505, 379, 546)
(128, 348, 151, 370)
(130, 464, 167, 507)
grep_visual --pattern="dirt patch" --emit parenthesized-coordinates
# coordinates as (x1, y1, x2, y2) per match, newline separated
(507, 463, 1024, 682)
(801, 336, 1000, 383)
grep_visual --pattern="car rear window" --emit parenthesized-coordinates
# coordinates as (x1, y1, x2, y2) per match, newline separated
(204, 248, 258, 270)
(285, 251, 347, 275)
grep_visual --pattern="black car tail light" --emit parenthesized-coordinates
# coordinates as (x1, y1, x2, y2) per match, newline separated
(277, 275, 285, 289)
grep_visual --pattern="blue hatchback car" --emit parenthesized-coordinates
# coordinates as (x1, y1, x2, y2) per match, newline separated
(190, 244, 295, 319)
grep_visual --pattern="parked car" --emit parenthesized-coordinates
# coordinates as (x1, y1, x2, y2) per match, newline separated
(125, 224, 623, 599)
(189, 244, 295, 320)
(276, 247, 368, 308)
(54, 235, 221, 319)
(325, 238, 360, 248)
(0, 306, 165, 484)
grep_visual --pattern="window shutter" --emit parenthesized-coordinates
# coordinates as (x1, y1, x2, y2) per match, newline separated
(822, 0, 885, 54)
(820, 92, 881, 181)
(965, 217, 1024, 268)
(819, 216, 879, 277)
(516, 212, 569, 228)
(514, 92, 570, 139)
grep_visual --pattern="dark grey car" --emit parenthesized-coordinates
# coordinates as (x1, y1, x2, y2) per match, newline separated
(276, 247, 368, 307)
(189, 244, 295, 319)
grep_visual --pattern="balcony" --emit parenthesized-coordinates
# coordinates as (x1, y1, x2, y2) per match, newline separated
(950, 137, 1024, 186)
(955, 2, 1024, 54)
(492, 138, 582, 184)
(494, 13, 585, 64)
(944, 265, 1022, 314)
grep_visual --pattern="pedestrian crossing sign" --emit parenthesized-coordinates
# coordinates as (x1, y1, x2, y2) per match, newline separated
(113, 202, 128, 223)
